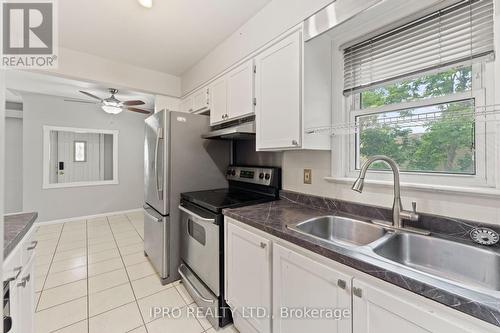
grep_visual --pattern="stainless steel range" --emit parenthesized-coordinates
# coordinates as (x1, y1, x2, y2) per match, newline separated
(179, 166, 281, 329)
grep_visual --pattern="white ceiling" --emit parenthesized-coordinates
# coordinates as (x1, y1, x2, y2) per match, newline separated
(59, 0, 271, 76)
(6, 70, 155, 111)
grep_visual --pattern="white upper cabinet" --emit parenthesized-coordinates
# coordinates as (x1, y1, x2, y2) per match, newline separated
(180, 86, 210, 113)
(192, 86, 210, 113)
(227, 59, 255, 120)
(180, 95, 194, 113)
(273, 244, 352, 333)
(254, 29, 303, 150)
(209, 76, 228, 125)
(210, 60, 255, 125)
(226, 221, 272, 333)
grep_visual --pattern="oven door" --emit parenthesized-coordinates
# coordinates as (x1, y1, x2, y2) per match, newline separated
(179, 204, 220, 296)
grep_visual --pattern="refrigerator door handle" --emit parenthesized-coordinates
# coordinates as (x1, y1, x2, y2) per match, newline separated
(143, 205, 162, 222)
(155, 128, 164, 201)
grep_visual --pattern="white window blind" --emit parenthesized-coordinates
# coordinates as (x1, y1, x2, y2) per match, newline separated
(343, 0, 494, 95)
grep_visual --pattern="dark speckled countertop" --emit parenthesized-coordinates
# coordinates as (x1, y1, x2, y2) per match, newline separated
(223, 191, 500, 328)
(4, 212, 38, 258)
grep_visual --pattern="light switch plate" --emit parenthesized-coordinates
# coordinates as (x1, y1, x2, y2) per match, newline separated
(303, 169, 312, 184)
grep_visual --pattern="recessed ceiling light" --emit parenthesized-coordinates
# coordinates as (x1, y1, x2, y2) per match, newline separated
(138, 0, 153, 8)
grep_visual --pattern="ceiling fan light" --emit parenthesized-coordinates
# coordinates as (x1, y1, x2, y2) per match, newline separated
(138, 0, 153, 8)
(102, 105, 123, 114)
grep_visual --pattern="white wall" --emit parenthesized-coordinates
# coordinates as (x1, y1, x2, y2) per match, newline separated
(22, 93, 145, 222)
(4, 116, 23, 213)
(181, 0, 332, 94)
(44, 47, 181, 97)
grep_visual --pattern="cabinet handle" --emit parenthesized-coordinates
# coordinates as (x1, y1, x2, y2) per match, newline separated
(4, 266, 22, 283)
(260, 242, 267, 249)
(27, 240, 38, 250)
(353, 287, 363, 298)
(337, 279, 347, 289)
(17, 274, 30, 288)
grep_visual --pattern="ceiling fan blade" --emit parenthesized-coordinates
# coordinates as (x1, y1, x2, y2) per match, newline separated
(79, 90, 103, 101)
(121, 100, 145, 106)
(126, 107, 152, 115)
(64, 99, 99, 104)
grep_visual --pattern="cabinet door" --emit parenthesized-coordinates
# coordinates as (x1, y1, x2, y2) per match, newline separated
(18, 256, 35, 333)
(193, 87, 210, 112)
(226, 222, 271, 333)
(352, 279, 485, 333)
(273, 244, 352, 333)
(209, 77, 228, 125)
(7, 277, 22, 333)
(227, 60, 254, 121)
(180, 96, 194, 113)
(254, 30, 302, 150)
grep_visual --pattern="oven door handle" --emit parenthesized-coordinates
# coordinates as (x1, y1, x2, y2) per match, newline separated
(178, 264, 214, 304)
(178, 205, 215, 224)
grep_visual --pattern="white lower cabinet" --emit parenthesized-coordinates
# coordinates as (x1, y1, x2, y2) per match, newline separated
(17, 256, 35, 333)
(352, 279, 495, 333)
(3, 229, 36, 333)
(226, 222, 272, 333)
(225, 217, 499, 333)
(273, 244, 352, 333)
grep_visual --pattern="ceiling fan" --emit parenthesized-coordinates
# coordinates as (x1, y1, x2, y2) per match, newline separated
(65, 88, 152, 115)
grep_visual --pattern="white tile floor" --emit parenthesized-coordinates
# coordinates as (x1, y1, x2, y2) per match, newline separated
(33, 211, 239, 333)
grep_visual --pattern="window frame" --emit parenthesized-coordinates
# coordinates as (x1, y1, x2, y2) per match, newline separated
(340, 62, 496, 188)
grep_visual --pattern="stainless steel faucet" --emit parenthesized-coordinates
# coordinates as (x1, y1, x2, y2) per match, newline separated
(352, 155, 421, 231)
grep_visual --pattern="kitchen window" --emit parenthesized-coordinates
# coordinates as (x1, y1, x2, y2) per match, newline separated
(339, 0, 496, 188)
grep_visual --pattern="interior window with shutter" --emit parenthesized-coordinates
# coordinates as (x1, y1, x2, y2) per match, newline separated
(342, 0, 494, 180)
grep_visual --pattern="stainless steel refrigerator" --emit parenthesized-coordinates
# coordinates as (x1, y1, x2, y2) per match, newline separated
(143, 110, 229, 285)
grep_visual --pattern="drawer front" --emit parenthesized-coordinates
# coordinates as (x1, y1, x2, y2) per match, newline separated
(22, 232, 37, 267)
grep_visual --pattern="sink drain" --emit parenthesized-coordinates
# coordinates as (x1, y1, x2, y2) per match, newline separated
(470, 228, 499, 246)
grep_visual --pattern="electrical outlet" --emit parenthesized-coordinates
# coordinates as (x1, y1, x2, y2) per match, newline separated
(303, 169, 312, 184)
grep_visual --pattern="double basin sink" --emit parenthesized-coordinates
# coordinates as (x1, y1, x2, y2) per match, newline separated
(288, 216, 500, 293)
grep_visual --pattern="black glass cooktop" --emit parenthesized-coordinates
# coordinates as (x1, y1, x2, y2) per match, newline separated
(181, 188, 276, 213)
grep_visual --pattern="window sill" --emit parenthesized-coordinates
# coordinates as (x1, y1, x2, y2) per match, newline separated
(324, 176, 500, 198)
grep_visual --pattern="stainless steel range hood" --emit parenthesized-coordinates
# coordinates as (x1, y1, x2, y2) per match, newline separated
(202, 119, 255, 140)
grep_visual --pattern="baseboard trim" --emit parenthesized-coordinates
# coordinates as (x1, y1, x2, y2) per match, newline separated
(35, 208, 143, 226)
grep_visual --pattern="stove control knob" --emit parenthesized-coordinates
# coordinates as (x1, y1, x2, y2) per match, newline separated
(265, 173, 271, 180)
(259, 173, 265, 179)
(231, 170, 236, 176)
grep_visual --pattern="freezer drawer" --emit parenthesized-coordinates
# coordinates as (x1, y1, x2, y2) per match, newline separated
(144, 205, 169, 280)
